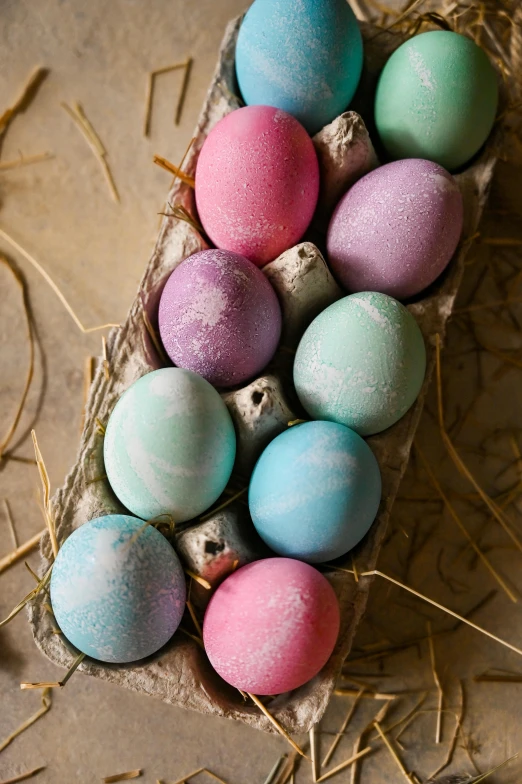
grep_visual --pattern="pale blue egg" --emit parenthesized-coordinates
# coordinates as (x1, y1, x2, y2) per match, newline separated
(235, 0, 364, 135)
(50, 515, 186, 663)
(104, 368, 236, 523)
(249, 421, 381, 563)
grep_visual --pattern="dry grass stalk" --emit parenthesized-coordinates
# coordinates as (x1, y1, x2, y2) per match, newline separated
(184, 569, 211, 590)
(178, 626, 204, 649)
(186, 599, 202, 638)
(143, 58, 192, 136)
(351, 700, 391, 784)
(153, 154, 195, 188)
(0, 767, 46, 784)
(31, 430, 58, 558)
(316, 747, 372, 783)
(0, 152, 53, 172)
(334, 688, 396, 700)
(80, 356, 95, 433)
(102, 771, 142, 783)
(0, 564, 52, 629)
(0, 688, 52, 754)
(160, 203, 204, 236)
(171, 767, 204, 784)
(429, 681, 465, 779)
(20, 650, 86, 690)
(0, 529, 45, 575)
(427, 622, 443, 744)
(0, 66, 48, 140)
(62, 101, 119, 202)
(368, 693, 428, 745)
(263, 755, 286, 784)
(248, 693, 308, 758)
(310, 724, 319, 782)
(474, 671, 522, 682)
(273, 749, 301, 784)
(142, 308, 169, 365)
(199, 487, 248, 522)
(416, 444, 517, 602)
(202, 771, 230, 784)
(322, 687, 365, 768)
(0, 228, 120, 334)
(102, 335, 110, 380)
(4, 498, 18, 547)
(469, 753, 519, 782)
(175, 57, 193, 125)
(373, 721, 413, 783)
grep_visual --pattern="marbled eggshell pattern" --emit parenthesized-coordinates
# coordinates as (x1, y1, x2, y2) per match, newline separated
(249, 421, 382, 563)
(158, 249, 282, 388)
(195, 105, 320, 267)
(50, 515, 186, 663)
(293, 292, 426, 436)
(326, 159, 464, 299)
(203, 558, 340, 694)
(104, 368, 236, 522)
(235, 0, 363, 135)
(375, 31, 498, 171)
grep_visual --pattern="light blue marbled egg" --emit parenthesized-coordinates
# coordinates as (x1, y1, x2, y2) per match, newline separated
(50, 515, 186, 663)
(248, 421, 381, 563)
(104, 368, 236, 523)
(293, 292, 426, 436)
(235, 0, 363, 135)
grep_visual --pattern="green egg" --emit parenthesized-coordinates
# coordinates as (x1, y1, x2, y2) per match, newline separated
(374, 31, 498, 171)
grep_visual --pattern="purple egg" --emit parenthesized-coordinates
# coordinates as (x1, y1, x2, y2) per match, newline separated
(158, 249, 282, 388)
(326, 159, 464, 299)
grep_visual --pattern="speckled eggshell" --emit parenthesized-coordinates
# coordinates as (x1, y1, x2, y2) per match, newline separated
(104, 368, 236, 522)
(249, 421, 381, 563)
(375, 31, 498, 171)
(235, 0, 363, 135)
(326, 159, 464, 299)
(195, 105, 320, 267)
(50, 515, 186, 663)
(293, 292, 426, 436)
(158, 249, 282, 388)
(203, 558, 340, 694)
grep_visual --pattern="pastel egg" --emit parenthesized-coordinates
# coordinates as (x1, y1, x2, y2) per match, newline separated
(293, 292, 426, 436)
(249, 421, 381, 562)
(104, 368, 236, 522)
(375, 31, 498, 171)
(235, 0, 363, 135)
(158, 249, 282, 388)
(203, 558, 340, 694)
(326, 159, 463, 299)
(195, 105, 319, 267)
(50, 515, 186, 663)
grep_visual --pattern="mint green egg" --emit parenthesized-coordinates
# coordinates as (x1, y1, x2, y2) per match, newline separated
(293, 292, 426, 436)
(104, 368, 236, 523)
(375, 31, 498, 171)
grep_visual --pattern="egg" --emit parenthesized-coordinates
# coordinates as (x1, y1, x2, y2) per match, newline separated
(235, 0, 363, 135)
(374, 31, 498, 171)
(104, 368, 236, 522)
(203, 558, 340, 694)
(293, 292, 426, 436)
(195, 105, 319, 267)
(249, 421, 381, 562)
(50, 515, 186, 663)
(158, 250, 282, 388)
(326, 159, 463, 299)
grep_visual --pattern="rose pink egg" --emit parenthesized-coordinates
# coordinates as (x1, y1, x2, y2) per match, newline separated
(203, 558, 340, 695)
(195, 105, 320, 267)
(326, 159, 463, 299)
(158, 249, 282, 388)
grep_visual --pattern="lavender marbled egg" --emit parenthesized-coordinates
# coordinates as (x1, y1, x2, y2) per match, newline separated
(158, 250, 282, 388)
(50, 515, 186, 663)
(326, 159, 463, 299)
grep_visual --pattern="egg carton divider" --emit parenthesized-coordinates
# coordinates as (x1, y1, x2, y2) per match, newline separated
(29, 17, 498, 735)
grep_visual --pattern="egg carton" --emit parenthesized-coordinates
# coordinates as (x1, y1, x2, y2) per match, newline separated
(29, 17, 497, 734)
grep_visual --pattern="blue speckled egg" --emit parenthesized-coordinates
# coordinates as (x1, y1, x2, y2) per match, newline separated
(293, 292, 426, 436)
(235, 0, 364, 135)
(104, 368, 236, 522)
(50, 515, 186, 663)
(249, 421, 381, 563)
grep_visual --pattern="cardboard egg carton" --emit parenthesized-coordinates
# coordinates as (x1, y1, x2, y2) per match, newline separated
(29, 17, 497, 734)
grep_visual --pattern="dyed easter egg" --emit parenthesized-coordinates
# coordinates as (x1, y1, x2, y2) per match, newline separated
(158, 249, 282, 388)
(235, 0, 363, 135)
(104, 368, 236, 522)
(50, 515, 186, 663)
(195, 105, 319, 267)
(375, 31, 498, 171)
(203, 558, 340, 694)
(249, 421, 381, 562)
(293, 292, 426, 436)
(327, 159, 463, 299)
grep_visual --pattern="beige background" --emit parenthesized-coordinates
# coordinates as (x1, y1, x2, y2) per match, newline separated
(1, 1, 522, 783)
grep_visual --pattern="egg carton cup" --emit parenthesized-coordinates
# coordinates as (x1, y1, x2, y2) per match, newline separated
(29, 17, 498, 734)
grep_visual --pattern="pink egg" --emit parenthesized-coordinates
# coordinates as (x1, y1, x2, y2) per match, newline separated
(326, 159, 464, 299)
(203, 558, 340, 695)
(195, 106, 320, 267)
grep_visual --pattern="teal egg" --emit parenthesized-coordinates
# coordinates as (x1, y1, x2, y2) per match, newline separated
(50, 515, 186, 663)
(104, 368, 236, 522)
(374, 31, 498, 171)
(293, 292, 426, 436)
(249, 421, 381, 563)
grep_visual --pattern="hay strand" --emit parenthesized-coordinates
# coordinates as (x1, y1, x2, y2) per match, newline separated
(21, 650, 85, 690)
(31, 430, 58, 558)
(316, 747, 372, 783)
(102, 335, 110, 380)
(0, 529, 45, 575)
(142, 308, 169, 365)
(322, 687, 364, 768)
(4, 498, 18, 547)
(102, 771, 142, 783)
(184, 570, 211, 590)
(175, 57, 193, 125)
(429, 681, 464, 779)
(373, 721, 413, 783)
(0, 152, 53, 172)
(310, 724, 319, 782)
(0, 767, 46, 784)
(143, 59, 192, 136)
(0, 66, 48, 139)
(153, 155, 195, 188)
(199, 487, 247, 522)
(263, 755, 286, 784)
(427, 622, 443, 744)
(0, 688, 52, 754)
(334, 688, 397, 700)
(0, 564, 52, 629)
(248, 693, 308, 758)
